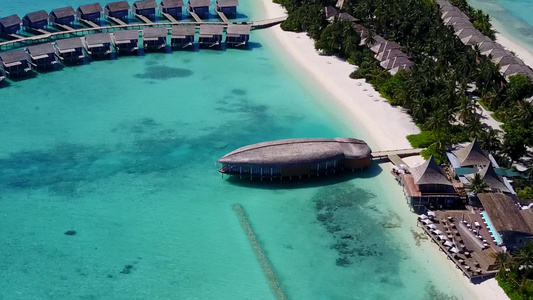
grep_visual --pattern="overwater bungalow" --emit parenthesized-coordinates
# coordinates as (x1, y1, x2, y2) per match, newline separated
(105, 1, 131, 21)
(225, 24, 250, 47)
(171, 25, 195, 48)
(0, 64, 5, 83)
(217, 138, 372, 180)
(399, 156, 459, 211)
(188, 0, 211, 18)
(27, 43, 58, 69)
(113, 30, 139, 53)
(77, 3, 103, 23)
(132, 0, 157, 20)
(0, 49, 31, 77)
(85, 33, 113, 57)
(55, 37, 85, 62)
(23, 11, 49, 30)
(198, 24, 223, 47)
(159, 0, 185, 19)
(142, 27, 167, 51)
(215, 0, 239, 17)
(49, 7, 76, 26)
(478, 193, 533, 250)
(0, 15, 22, 35)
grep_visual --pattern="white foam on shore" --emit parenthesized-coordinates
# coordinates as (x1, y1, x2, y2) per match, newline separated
(255, 1, 510, 299)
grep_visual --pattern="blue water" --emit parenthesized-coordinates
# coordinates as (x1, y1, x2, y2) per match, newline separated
(0, 1, 474, 299)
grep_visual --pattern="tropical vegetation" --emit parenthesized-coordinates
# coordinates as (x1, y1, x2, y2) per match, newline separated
(495, 243, 533, 300)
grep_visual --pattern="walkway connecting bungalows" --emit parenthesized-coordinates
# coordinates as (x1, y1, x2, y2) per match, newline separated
(85, 33, 113, 56)
(55, 37, 85, 62)
(50, 7, 76, 26)
(0, 15, 22, 35)
(143, 27, 167, 51)
(198, 24, 223, 47)
(226, 24, 250, 47)
(215, 0, 239, 17)
(23, 11, 49, 30)
(217, 138, 372, 180)
(105, 1, 131, 21)
(0, 49, 31, 77)
(188, 0, 211, 18)
(132, 0, 157, 20)
(113, 30, 139, 53)
(160, 0, 185, 19)
(77, 3, 103, 23)
(171, 25, 195, 48)
(27, 43, 58, 68)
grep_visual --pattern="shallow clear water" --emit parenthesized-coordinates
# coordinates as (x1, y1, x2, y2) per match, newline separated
(0, 1, 470, 299)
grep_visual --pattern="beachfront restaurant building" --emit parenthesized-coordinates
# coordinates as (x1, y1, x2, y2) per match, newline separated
(105, 1, 131, 21)
(27, 43, 58, 69)
(77, 3, 103, 23)
(198, 24, 223, 47)
(113, 30, 139, 53)
(478, 193, 533, 250)
(159, 0, 185, 18)
(0, 15, 22, 35)
(171, 26, 195, 48)
(143, 27, 167, 51)
(0, 49, 31, 77)
(85, 33, 113, 57)
(23, 11, 49, 30)
(55, 37, 85, 62)
(188, 0, 211, 17)
(225, 24, 250, 47)
(49, 7, 76, 26)
(132, 0, 157, 20)
(400, 156, 459, 211)
(215, 0, 239, 16)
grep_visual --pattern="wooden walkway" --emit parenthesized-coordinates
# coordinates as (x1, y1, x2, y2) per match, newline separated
(216, 11, 230, 23)
(388, 154, 409, 170)
(53, 23, 75, 31)
(189, 11, 203, 23)
(134, 14, 153, 24)
(0, 17, 287, 50)
(79, 19, 99, 28)
(108, 16, 126, 26)
(162, 13, 178, 23)
(372, 148, 423, 159)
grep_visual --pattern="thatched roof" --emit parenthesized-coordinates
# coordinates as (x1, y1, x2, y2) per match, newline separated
(480, 163, 510, 193)
(461, 34, 491, 46)
(520, 210, 533, 234)
(436, 0, 451, 7)
(171, 25, 195, 37)
(27, 43, 55, 57)
(217, 138, 371, 167)
(336, 13, 358, 22)
(501, 64, 530, 78)
(143, 27, 167, 39)
(477, 41, 501, 53)
(55, 37, 83, 50)
(482, 48, 513, 59)
(444, 16, 467, 25)
(199, 24, 223, 37)
(161, 0, 185, 8)
(453, 139, 489, 167)
(455, 28, 482, 39)
(494, 56, 525, 67)
(189, 0, 211, 7)
(442, 9, 468, 20)
(106, 1, 130, 12)
(226, 24, 251, 36)
(133, 0, 157, 10)
(0, 49, 28, 64)
(113, 30, 139, 41)
(324, 6, 338, 18)
(451, 22, 475, 32)
(217, 0, 239, 7)
(371, 41, 401, 54)
(85, 33, 112, 45)
(376, 48, 407, 62)
(78, 3, 103, 14)
(381, 56, 412, 70)
(478, 193, 532, 234)
(51, 7, 76, 19)
(410, 156, 453, 186)
(0, 15, 21, 28)
(24, 10, 49, 23)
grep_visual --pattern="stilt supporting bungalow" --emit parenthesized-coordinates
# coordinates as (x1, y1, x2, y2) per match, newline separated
(49, 7, 76, 26)
(0, 15, 22, 35)
(23, 11, 49, 30)
(0, 49, 31, 77)
(113, 30, 139, 54)
(105, 1, 131, 22)
(27, 43, 58, 68)
(132, 0, 158, 20)
(188, 0, 211, 18)
(225, 24, 250, 47)
(85, 33, 113, 56)
(198, 24, 223, 47)
(77, 3, 103, 23)
(55, 37, 85, 62)
(142, 27, 167, 51)
(159, 0, 185, 19)
(171, 25, 195, 48)
(215, 0, 239, 17)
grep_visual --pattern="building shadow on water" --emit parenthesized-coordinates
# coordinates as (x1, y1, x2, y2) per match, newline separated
(224, 162, 384, 190)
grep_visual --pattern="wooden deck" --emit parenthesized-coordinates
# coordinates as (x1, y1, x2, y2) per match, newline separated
(216, 11, 230, 23)
(372, 148, 423, 159)
(252, 16, 287, 28)
(53, 23, 75, 31)
(387, 154, 409, 170)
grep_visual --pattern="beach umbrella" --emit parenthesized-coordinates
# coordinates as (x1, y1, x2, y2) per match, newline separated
(438, 235, 448, 241)
(427, 211, 436, 218)
(433, 229, 444, 235)
(419, 214, 428, 220)
(444, 240, 454, 247)
(428, 224, 437, 229)
(422, 219, 433, 225)
(450, 247, 460, 254)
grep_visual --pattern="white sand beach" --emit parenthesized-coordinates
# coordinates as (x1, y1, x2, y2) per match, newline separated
(257, 1, 511, 299)
(492, 20, 533, 68)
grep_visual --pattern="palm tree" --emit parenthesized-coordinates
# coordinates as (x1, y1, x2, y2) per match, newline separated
(468, 173, 489, 195)
(516, 243, 533, 272)
(479, 128, 502, 154)
(493, 251, 511, 277)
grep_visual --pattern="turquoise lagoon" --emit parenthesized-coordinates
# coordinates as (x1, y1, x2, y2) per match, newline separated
(0, 1, 470, 299)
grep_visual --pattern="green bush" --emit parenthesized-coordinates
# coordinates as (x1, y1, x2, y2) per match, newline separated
(407, 131, 436, 148)
(518, 187, 533, 201)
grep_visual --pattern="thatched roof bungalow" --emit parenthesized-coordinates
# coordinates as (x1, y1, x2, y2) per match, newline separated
(23, 11, 48, 30)
(452, 139, 489, 168)
(27, 43, 58, 68)
(376, 48, 407, 62)
(159, 0, 185, 18)
(113, 30, 139, 53)
(171, 25, 195, 48)
(105, 1, 131, 20)
(324, 6, 338, 20)
(0, 15, 21, 35)
(49, 7, 76, 26)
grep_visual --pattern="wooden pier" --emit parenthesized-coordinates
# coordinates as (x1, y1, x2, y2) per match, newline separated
(372, 148, 423, 159)
(134, 13, 153, 24)
(251, 16, 287, 28)
(188, 11, 203, 23)
(216, 11, 229, 23)
(107, 16, 126, 25)
(79, 18, 100, 28)
(162, 12, 178, 23)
